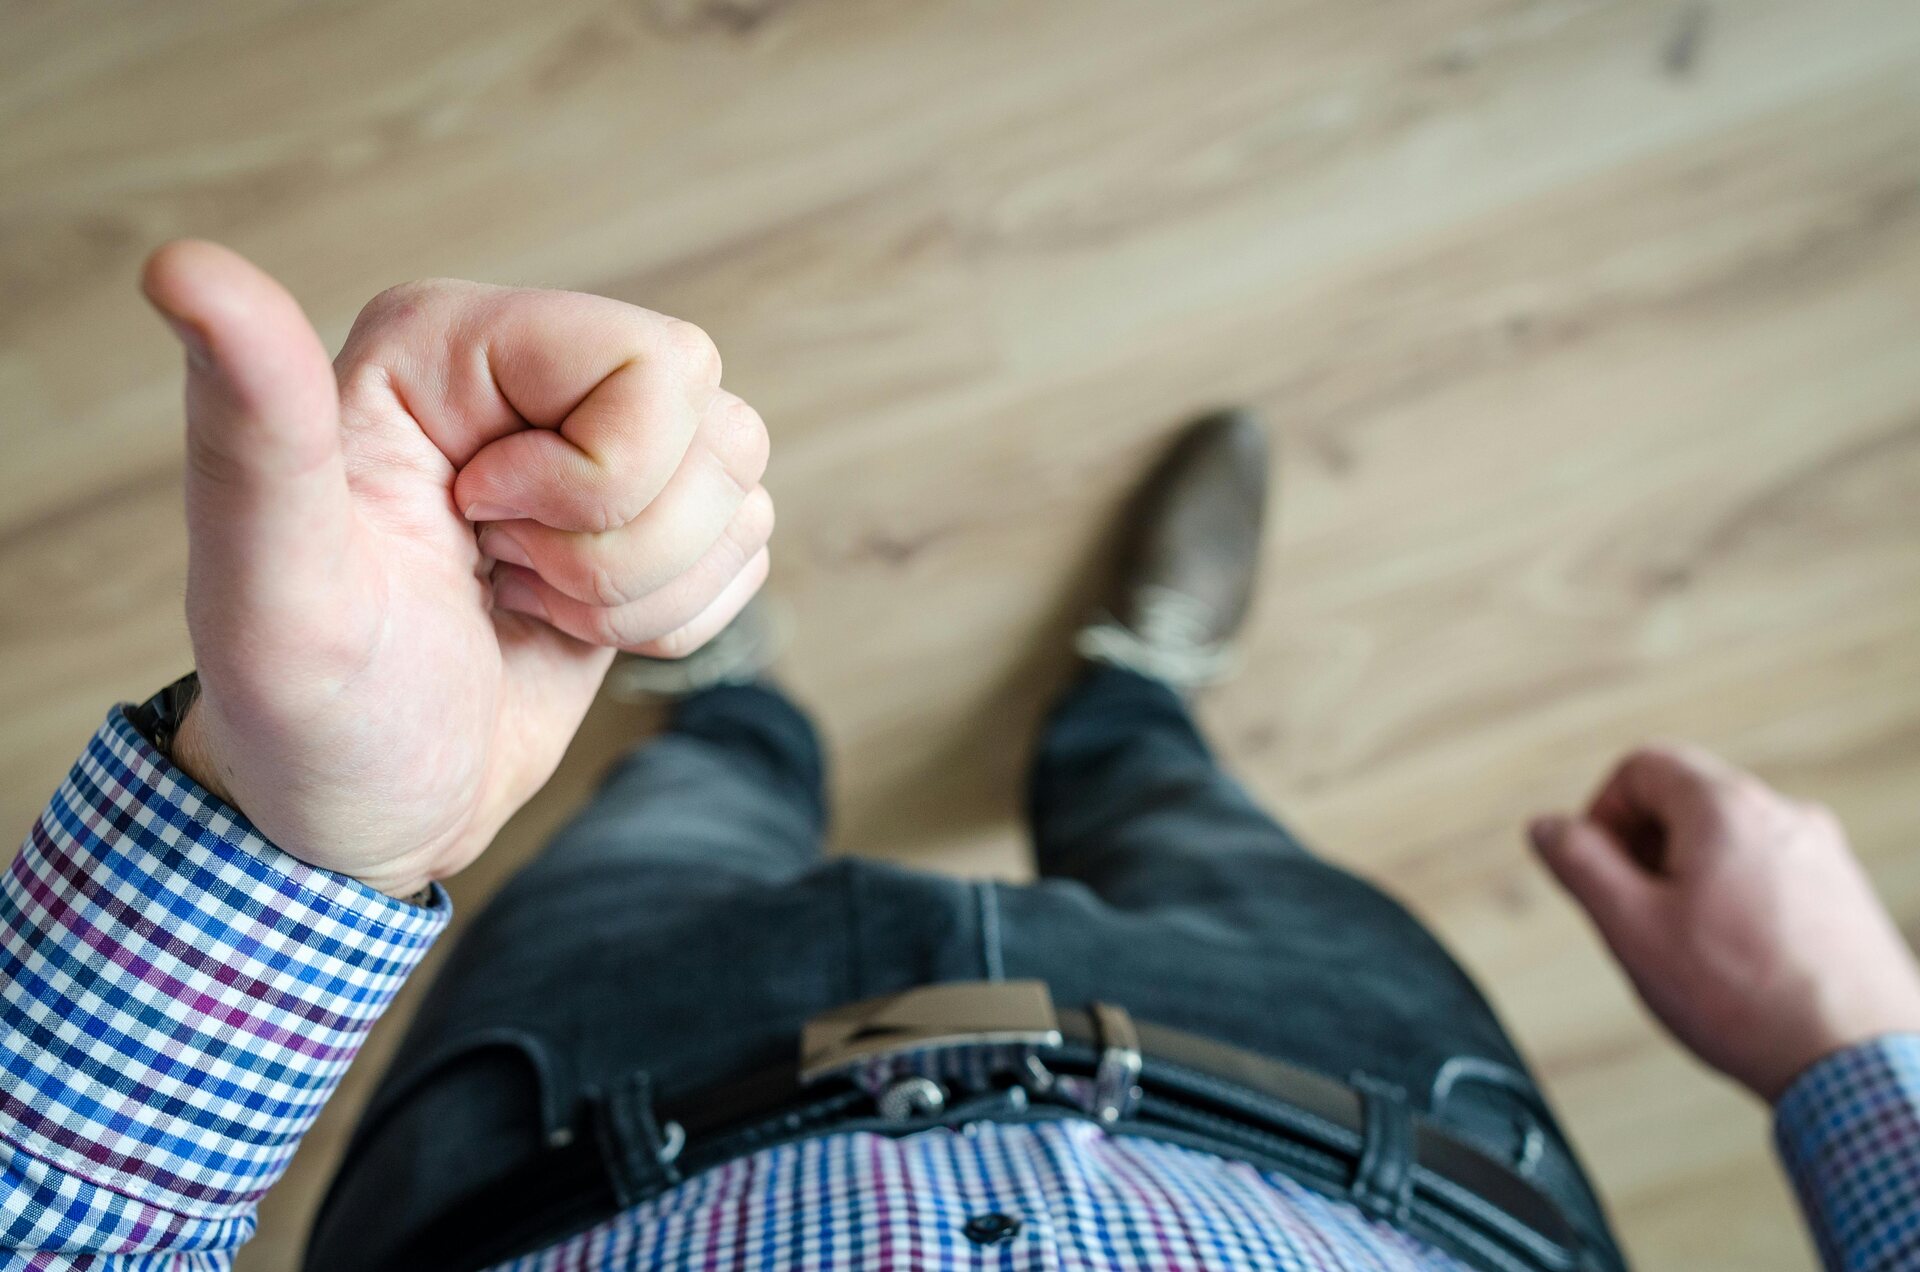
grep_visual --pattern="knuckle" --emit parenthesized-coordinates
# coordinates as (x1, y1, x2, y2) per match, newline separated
(584, 550, 636, 608)
(734, 487, 777, 551)
(1797, 798, 1843, 836)
(592, 498, 640, 535)
(705, 495, 771, 579)
(646, 623, 708, 660)
(350, 279, 499, 344)
(354, 279, 444, 330)
(659, 318, 722, 385)
(1612, 747, 1661, 785)
(579, 464, 651, 533)
(586, 605, 632, 648)
(1800, 797, 1837, 822)
(1621, 744, 1677, 773)
(334, 359, 396, 408)
(726, 399, 772, 482)
(1720, 776, 1781, 822)
(1617, 748, 1685, 800)
(565, 487, 631, 535)
(710, 530, 752, 579)
(746, 483, 777, 531)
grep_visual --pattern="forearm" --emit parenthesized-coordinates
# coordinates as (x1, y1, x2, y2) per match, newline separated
(0, 709, 445, 1264)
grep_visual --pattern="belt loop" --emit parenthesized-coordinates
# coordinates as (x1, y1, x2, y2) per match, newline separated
(592, 1070, 685, 1208)
(1349, 1073, 1415, 1225)
(975, 882, 1007, 982)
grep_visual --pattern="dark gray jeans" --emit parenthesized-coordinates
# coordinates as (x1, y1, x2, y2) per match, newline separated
(307, 667, 1623, 1269)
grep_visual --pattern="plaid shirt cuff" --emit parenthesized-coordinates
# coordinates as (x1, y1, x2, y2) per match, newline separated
(1775, 1033, 1920, 1271)
(1, 708, 448, 1261)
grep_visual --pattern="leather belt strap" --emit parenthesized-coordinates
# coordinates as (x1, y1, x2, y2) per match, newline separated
(397, 1005, 1595, 1272)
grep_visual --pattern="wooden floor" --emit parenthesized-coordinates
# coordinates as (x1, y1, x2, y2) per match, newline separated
(5, 1, 1920, 1267)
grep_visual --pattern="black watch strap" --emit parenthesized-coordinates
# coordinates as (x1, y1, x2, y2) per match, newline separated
(128, 671, 202, 758)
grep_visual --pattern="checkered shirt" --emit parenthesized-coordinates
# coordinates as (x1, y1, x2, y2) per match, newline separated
(1, 710, 444, 1269)
(1777, 1033, 1920, 1270)
(2, 710, 1913, 1269)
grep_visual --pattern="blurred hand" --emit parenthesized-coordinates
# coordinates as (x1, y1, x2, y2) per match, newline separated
(1530, 744, 1920, 1101)
(144, 241, 773, 899)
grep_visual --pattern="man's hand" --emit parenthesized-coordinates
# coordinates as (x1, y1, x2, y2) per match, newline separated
(144, 241, 773, 899)
(1530, 744, 1920, 1100)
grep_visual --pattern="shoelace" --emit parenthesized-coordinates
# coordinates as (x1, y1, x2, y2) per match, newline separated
(1074, 586, 1239, 688)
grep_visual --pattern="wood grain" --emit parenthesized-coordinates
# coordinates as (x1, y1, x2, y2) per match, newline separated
(4, 2, 1918, 1267)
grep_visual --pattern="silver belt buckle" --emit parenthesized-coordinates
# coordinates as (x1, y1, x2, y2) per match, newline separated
(799, 980, 1064, 1084)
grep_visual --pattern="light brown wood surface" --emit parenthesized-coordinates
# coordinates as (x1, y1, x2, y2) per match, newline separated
(5, 2, 1919, 1268)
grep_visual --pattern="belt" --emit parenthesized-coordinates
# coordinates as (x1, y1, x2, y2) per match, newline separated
(398, 981, 1605, 1272)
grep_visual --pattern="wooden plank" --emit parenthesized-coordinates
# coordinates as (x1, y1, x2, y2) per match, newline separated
(4, 2, 1918, 1267)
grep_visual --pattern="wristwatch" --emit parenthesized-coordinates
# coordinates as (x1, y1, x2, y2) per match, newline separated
(128, 670, 202, 760)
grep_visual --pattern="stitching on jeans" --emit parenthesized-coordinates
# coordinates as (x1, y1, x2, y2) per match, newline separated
(977, 881, 1006, 982)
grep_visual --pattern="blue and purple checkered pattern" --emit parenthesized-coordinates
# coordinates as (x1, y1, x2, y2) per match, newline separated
(1776, 1035, 1920, 1271)
(489, 1119, 1471, 1271)
(1, 710, 1914, 1269)
(0, 710, 444, 1268)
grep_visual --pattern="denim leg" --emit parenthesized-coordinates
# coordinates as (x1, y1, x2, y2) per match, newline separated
(1014, 664, 1622, 1262)
(1028, 664, 1312, 905)
(513, 681, 826, 889)
(1022, 667, 1508, 1056)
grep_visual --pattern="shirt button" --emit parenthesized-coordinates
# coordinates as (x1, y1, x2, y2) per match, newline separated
(963, 1212, 1021, 1245)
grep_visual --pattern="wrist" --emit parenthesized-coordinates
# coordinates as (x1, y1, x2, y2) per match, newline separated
(1743, 972, 1920, 1102)
(167, 700, 240, 809)
(164, 699, 435, 905)
(128, 673, 239, 809)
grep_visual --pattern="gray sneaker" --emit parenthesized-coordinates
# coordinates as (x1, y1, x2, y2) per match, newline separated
(1075, 409, 1270, 691)
(608, 596, 789, 700)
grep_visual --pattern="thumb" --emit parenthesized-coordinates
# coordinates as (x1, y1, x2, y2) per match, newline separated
(143, 240, 351, 608)
(1529, 814, 1663, 962)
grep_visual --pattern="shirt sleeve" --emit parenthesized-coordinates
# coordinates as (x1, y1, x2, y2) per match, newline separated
(0, 708, 448, 1268)
(1775, 1034, 1920, 1272)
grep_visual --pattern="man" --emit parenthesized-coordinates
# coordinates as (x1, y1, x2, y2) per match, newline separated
(3, 242, 1916, 1272)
